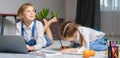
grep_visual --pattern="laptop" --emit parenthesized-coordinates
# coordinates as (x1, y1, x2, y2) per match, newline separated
(0, 36, 28, 54)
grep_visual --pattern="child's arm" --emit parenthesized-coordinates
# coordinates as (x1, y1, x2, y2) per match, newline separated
(33, 21, 47, 50)
(26, 45, 35, 52)
(43, 17, 57, 44)
(60, 46, 86, 53)
(60, 46, 69, 49)
(60, 48, 77, 52)
(43, 17, 57, 31)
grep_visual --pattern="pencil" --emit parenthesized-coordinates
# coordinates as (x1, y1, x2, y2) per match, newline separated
(59, 37, 63, 48)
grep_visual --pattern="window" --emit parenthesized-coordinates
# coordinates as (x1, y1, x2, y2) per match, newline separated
(100, 0, 120, 11)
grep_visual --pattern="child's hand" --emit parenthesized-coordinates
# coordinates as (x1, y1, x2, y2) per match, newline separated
(60, 48, 69, 53)
(49, 17, 57, 23)
(60, 48, 77, 53)
(26, 45, 35, 52)
(43, 19, 48, 25)
(60, 46, 69, 50)
(60, 46, 69, 53)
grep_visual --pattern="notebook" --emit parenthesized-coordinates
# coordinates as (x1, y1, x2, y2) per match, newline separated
(0, 36, 28, 54)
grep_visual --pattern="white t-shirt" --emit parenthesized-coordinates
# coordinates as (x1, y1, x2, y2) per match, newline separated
(16, 20, 47, 50)
(70, 26, 105, 53)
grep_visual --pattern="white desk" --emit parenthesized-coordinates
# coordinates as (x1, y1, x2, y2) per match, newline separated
(0, 40, 107, 58)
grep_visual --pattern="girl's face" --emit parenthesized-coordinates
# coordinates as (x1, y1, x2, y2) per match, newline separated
(63, 32, 77, 42)
(20, 6, 35, 22)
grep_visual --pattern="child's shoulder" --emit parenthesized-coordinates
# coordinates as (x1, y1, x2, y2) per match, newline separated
(78, 26, 95, 33)
(78, 26, 91, 30)
(35, 20, 43, 26)
(35, 20, 41, 22)
(16, 21, 22, 26)
(35, 20, 43, 24)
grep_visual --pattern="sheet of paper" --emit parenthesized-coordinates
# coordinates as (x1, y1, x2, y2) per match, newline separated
(29, 50, 61, 57)
(62, 52, 82, 55)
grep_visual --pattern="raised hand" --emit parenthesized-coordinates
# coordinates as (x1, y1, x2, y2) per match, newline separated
(49, 17, 57, 23)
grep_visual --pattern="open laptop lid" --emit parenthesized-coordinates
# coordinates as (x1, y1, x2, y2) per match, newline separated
(0, 36, 28, 54)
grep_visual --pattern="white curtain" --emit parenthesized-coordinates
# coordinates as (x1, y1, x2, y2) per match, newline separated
(100, 0, 120, 36)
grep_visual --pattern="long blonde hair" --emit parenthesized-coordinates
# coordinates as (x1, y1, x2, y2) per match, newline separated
(60, 21, 84, 47)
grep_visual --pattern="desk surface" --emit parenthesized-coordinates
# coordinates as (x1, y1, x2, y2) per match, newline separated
(0, 40, 107, 58)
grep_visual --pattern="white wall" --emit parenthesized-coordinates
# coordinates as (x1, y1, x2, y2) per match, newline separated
(0, 0, 65, 18)
(2, 0, 119, 36)
(101, 12, 120, 36)
(65, 0, 120, 36)
(65, 0, 77, 21)
(0, 0, 65, 35)
(5, 0, 120, 51)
